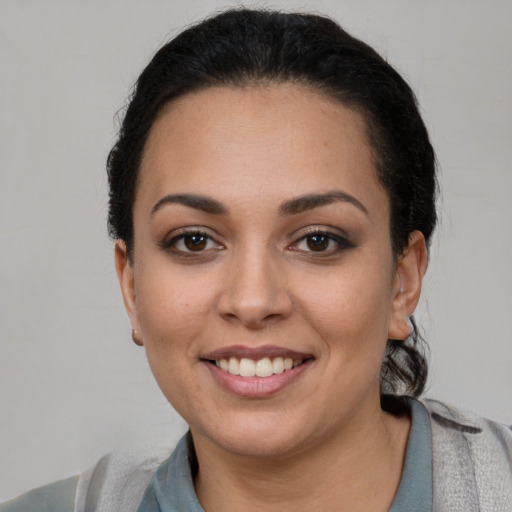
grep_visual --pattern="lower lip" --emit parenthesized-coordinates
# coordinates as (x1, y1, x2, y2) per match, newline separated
(204, 359, 313, 398)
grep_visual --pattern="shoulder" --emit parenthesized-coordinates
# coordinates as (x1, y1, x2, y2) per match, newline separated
(422, 397, 512, 452)
(420, 398, 512, 512)
(74, 441, 175, 512)
(0, 476, 79, 512)
(1, 433, 182, 512)
(0, 448, 168, 512)
(423, 398, 512, 433)
(0, 448, 169, 512)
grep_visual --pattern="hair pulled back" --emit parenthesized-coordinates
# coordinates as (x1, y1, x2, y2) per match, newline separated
(107, 8, 437, 398)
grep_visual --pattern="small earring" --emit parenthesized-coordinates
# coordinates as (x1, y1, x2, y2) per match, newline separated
(131, 328, 143, 347)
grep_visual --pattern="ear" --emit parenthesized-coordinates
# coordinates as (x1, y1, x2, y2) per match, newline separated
(388, 231, 428, 340)
(115, 240, 142, 335)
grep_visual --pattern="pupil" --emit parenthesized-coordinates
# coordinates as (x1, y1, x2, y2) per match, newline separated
(307, 235, 328, 251)
(185, 234, 207, 251)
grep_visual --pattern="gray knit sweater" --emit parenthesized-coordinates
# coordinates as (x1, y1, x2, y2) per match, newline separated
(425, 399, 512, 511)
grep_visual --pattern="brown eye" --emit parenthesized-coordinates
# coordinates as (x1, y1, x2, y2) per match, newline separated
(306, 234, 330, 251)
(164, 230, 224, 255)
(291, 230, 354, 256)
(183, 234, 208, 251)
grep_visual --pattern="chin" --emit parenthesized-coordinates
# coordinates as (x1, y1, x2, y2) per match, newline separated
(191, 408, 323, 460)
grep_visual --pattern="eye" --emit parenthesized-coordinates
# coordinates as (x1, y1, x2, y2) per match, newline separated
(291, 229, 354, 255)
(304, 233, 332, 252)
(163, 229, 224, 254)
(179, 233, 209, 251)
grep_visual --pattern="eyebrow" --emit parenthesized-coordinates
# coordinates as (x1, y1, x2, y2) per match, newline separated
(150, 189, 368, 217)
(279, 191, 369, 216)
(151, 194, 228, 216)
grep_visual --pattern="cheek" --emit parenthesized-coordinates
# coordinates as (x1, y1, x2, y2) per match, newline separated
(300, 268, 393, 404)
(295, 261, 394, 350)
(134, 265, 218, 353)
(133, 267, 218, 413)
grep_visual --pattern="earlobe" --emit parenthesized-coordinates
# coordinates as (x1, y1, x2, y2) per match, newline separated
(115, 240, 140, 332)
(388, 231, 428, 340)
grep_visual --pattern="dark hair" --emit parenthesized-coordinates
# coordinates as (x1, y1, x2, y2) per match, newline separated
(107, 8, 437, 398)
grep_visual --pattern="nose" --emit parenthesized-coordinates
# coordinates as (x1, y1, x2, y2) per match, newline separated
(216, 246, 293, 329)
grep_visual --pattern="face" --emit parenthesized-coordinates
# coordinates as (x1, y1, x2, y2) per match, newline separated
(117, 84, 425, 459)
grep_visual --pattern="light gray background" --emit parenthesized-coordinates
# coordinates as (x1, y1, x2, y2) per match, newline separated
(1, 0, 511, 501)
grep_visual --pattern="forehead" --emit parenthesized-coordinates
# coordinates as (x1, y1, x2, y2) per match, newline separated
(137, 84, 387, 217)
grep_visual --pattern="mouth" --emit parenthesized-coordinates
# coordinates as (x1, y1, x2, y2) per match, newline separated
(201, 346, 314, 397)
(203, 351, 314, 398)
(210, 356, 307, 378)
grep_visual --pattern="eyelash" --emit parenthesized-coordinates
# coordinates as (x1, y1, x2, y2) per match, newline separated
(290, 229, 354, 255)
(160, 229, 224, 256)
(160, 227, 354, 258)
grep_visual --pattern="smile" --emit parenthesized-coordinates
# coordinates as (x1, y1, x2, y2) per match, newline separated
(202, 346, 314, 397)
(214, 356, 304, 378)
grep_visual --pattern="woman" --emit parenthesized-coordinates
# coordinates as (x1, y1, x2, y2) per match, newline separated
(2, 8, 511, 512)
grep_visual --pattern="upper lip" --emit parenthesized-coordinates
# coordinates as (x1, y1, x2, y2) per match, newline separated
(201, 345, 314, 361)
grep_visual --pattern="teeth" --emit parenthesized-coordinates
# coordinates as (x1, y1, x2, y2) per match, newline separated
(239, 358, 256, 377)
(255, 357, 273, 377)
(228, 357, 240, 375)
(272, 357, 284, 374)
(215, 356, 305, 378)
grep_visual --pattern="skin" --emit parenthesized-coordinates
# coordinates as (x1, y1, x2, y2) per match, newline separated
(116, 84, 427, 511)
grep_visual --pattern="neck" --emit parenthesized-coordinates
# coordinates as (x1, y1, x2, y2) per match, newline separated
(193, 400, 411, 512)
